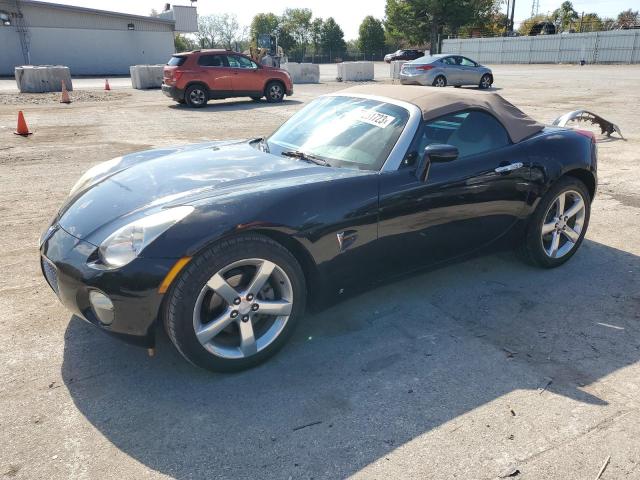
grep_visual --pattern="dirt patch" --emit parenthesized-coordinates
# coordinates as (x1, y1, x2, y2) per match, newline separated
(0, 90, 130, 105)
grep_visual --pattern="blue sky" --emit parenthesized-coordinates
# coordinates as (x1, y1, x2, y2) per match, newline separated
(49, 0, 636, 39)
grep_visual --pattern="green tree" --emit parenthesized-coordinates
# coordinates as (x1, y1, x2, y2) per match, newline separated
(174, 33, 196, 52)
(517, 13, 548, 35)
(321, 17, 346, 58)
(358, 16, 386, 56)
(250, 12, 279, 46)
(579, 13, 602, 32)
(310, 17, 324, 54)
(196, 15, 220, 48)
(217, 13, 241, 50)
(551, 1, 579, 32)
(384, 0, 495, 53)
(281, 8, 312, 59)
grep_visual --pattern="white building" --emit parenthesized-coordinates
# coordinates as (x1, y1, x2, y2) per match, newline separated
(0, 1, 197, 75)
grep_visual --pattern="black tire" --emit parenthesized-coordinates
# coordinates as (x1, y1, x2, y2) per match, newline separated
(432, 75, 447, 87)
(518, 176, 591, 268)
(265, 81, 285, 103)
(163, 234, 306, 372)
(479, 73, 493, 89)
(184, 84, 208, 108)
(251, 96, 262, 102)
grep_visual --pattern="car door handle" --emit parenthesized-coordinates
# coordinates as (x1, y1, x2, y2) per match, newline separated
(494, 162, 523, 173)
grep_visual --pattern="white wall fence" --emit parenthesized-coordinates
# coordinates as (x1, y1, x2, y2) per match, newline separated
(442, 30, 640, 64)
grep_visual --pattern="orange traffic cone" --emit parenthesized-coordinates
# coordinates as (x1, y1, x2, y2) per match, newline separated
(14, 111, 32, 136)
(104, 79, 111, 91)
(60, 80, 71, 104)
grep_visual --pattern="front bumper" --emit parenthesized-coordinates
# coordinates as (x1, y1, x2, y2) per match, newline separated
(162, 83, 184, 102)
(40, 225, 177, 347)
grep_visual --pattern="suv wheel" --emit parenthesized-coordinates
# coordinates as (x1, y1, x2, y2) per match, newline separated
(265, 81, 285, 103)
(185, 84, 208, 108)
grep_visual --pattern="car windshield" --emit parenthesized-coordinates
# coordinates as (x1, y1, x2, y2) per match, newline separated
(266, 96, 409, 171)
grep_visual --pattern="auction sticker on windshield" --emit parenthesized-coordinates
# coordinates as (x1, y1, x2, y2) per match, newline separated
(351, 108, 396, 128)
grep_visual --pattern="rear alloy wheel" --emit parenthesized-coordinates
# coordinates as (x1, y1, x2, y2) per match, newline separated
(265, 81, 285, 103)
(519, 177, 591, 268)
(479, 74, 492, 89)
(433, 75, 447, 87)
(185, 84, 208, 108)
(164, 235, 306, 372)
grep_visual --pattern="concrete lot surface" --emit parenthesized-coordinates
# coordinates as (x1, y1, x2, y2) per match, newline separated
(1, 64, 639, 479)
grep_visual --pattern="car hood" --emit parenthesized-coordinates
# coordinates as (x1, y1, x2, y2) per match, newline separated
(57, 141, 359, 242)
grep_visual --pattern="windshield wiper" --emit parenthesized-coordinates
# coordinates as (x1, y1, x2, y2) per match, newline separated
(281, 150, 330, 167)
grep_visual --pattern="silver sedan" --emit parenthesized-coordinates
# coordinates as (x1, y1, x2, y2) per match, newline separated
(400, 54, 493, 89)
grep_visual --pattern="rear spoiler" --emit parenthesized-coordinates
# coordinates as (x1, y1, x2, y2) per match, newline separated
(552, 110, 623, 139)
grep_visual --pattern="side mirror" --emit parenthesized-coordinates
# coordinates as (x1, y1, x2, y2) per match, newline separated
(418, 144, 458, 182)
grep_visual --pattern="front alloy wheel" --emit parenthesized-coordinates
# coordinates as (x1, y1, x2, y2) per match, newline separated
(265, 81, 285, 103)
(193, 258, 293, 359)
(164, 234, 305, 372)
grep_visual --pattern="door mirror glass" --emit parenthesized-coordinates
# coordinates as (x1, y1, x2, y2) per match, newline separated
(418, 144, 458, 181)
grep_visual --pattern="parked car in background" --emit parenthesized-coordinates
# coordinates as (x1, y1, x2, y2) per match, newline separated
(400, 54, 493, 89)
(384, 49, 424, 63)
(162, 49, 293, 108)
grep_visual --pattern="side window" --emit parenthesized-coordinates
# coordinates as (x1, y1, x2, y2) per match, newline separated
(402, 110, 510, 168)
(198, 55, 224, 67)
(460, 57, 476, 67)
(228, 55, 257, 69)
(441, 57, 454, 65)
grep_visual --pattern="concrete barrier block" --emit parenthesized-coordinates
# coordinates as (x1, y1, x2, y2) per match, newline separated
(390, 61, 407, 79)
(15, 65, 72, 93)
(130, 64, 165, 89)
(337, 61, 374, 81)
(281, 63, 320, 84)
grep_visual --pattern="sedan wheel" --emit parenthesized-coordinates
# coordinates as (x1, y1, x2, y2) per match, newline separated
(433, 75, 447, 87)
(164, 234, 305, 372)
(479, 74, 492, 89)
(518, 177, 591, 268)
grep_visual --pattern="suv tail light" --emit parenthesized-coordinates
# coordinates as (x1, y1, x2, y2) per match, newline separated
(416, 65, 434, 71)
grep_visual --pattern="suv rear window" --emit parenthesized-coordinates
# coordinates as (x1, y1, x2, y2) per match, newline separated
(167, 56, 186, 66)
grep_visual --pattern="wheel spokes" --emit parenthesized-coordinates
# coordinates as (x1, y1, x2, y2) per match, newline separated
(257, 299, 292, 316)
(556, 192, 566, 216)
(239, 320, 257, 356)
(562, 226, 580, 243)
(549, 231, 560, 257)
(246, 260, 275, 296)
(206, 273, 240, 304)
(564, 197, 585, 219)
(542, 221, 556, 235)
(196, 312, 234, 344)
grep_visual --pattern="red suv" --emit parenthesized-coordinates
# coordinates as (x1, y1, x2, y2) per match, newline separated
(162, 49, 293, 108)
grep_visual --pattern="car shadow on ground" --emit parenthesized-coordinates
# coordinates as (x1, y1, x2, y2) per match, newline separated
(168, 98, 304, 112)
(61, 239, 639, 478)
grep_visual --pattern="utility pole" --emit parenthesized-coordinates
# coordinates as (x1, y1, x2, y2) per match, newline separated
(505, 0, 510, 35)
(510, 0, 516, 34)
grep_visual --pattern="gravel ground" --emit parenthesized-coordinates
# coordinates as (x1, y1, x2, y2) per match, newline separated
(0, 64, 639, 480)
(0, 90, 130, 105)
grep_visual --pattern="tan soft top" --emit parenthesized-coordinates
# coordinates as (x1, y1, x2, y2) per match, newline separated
(339, 84, 544, 143)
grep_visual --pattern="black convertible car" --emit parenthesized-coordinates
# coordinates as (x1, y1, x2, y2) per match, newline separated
(40, 85, 597, 372)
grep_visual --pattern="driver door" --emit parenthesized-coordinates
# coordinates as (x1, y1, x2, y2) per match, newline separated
(376, 110, 532, 275)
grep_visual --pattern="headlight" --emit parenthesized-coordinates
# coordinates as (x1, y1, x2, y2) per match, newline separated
(97, 206, 194, 269)
(68, 156, 122, 198)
